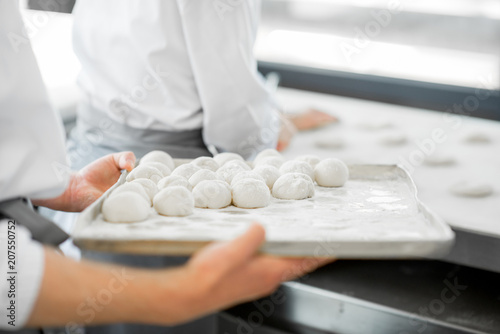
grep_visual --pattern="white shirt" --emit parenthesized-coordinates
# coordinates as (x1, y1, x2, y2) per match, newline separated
(72, 0, 280, 156)
(0, 1, 69, 329)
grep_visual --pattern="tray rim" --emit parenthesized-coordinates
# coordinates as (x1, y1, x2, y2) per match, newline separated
(72, 163, 455, 258)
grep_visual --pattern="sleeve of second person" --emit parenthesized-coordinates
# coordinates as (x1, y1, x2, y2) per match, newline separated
(176, 0, 280, 159)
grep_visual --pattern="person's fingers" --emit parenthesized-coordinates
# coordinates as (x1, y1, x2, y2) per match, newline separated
(112, 151, 136, 171)
(190, 223, 266, 275)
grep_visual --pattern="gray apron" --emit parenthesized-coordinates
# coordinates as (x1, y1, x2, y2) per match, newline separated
(63, 103, 216, 334)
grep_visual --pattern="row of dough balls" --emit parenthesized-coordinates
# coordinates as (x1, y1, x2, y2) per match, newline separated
(102, 150, 348, 223)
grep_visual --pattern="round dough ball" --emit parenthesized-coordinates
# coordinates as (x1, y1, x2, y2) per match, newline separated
(140, 161, 171, 177)
(464, 132, 491, 144)
(213, 152, 244, 167)
(153, 186, 194, 217)
(130, 179, 158, 201)
(449, 181, 493, 198)
(230, 171, 266, 187)
(253, 156, 285, 169)
(193, 180, 232, 209)
(102, 192, 150, 223)
(126, 165, 163, 183)
(315, 136, 345, 150)
(217, 160, 251, 183)
(424, 154, 456, 167)
(157, 175, 191, 190)
(232, 179, 270, 209)
(189, 169, 222, 188)
(314, 158, 349, 187)
(279, 160, 315, 180)
(171, 163, 201, 180)
(254, 149, 281, 164)
(272, 173, 315, 200)
(379, 133, 407, 146)
(111, 182, 151, 205)
(253, 165, 280, 189)
(295, 155, 321, 169)
(192, 156, 220, 172)
(140, 150, 175, 171)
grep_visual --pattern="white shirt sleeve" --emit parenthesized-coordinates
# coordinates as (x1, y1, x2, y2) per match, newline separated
(0, 1, 69, 202)
(176, 0, 280, 158)
(0, 220, 45, 330)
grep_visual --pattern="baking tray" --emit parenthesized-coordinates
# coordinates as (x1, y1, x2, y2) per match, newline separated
(73, 163, 454, 258)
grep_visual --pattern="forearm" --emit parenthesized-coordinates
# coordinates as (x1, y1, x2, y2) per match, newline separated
(27, 248, 192, 328)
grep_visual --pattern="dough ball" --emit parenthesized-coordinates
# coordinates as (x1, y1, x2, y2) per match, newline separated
(253, 156, 285, 169)
(140, 150, 175, 171)
(449, 181, 493, 198)
(102, 192, 150, 223)
(140, 161, 172, 177)
(230, 171, 266, 187)
(254, 148, 281, 165)
(253, 165, 280, 189)
(279, 160, 315, 180)
(213, 152, 244, 167)
(217, 160, 251, 183)
(379, 133, 407, 146)
(130, 179, 158, 201)
(157, 175, 191, 190)
(295, 155, 321, 169)
(153, 186, 194, 217)
(357, 121, 393, 131)
(314, 158, 349, 187)
(232, 179, 270, 209)
(111, 182, 151, 205)
(464, 132, 491, 144)
(192, 156, 220, 172)
(171, 163, 201, 180)
(424, 154, 456, 167)
(193, 180, 232, 209)
(272, 173, 315, 200)
(126, 165, 163, 183)
(189, 169, 223, 188)
(315, 136, 345, 150)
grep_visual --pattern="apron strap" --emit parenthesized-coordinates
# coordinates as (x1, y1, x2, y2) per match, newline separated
(0, 198, 69, 246)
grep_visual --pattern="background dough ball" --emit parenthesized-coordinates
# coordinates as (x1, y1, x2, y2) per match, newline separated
(130, 179, 158, 201)
(279, 160, 314, 180)
(140, 150, 175, 171)
(295, 155, 321, 169)
(171, 163, 201, 180)
(189, 169, 222, 188)
(153, 186, 194, 217)
(314, 136, 345, 150)
(192, 156, 220, 172)
(102, 192, 150, 223)
(157, 175, 191, 190)
(253, 165, 280, 189)
(232, 179, 270, 209)
(126, 165, 163, 183)
(140, 161, 171, 177)
(464, 132, 491, 144)
(314, 158, 349, 187)
(217, 160, 251, 183)
(449, 181, 493, 198)
(213, 152, 244, 167)
(272, 173, 315, 200)
(193, 180, 232, 209)
(111, 182, 151, 205)
(253, 156, 285, 169)
(254, 149, 281, 164)
(424, 154, 456, 167)
(379, 133, 407, 146)
(230, 171, 266, 187)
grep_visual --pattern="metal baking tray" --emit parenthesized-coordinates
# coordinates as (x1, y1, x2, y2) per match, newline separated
(73, 163, 454, 258)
